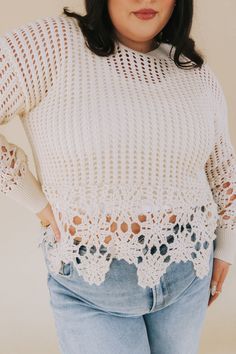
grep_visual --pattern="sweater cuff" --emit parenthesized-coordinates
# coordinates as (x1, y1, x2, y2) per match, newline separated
(213, 227, 236, 265)
(6, 168, 49, 214)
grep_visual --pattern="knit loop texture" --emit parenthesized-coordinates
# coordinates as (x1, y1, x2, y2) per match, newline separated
(0, 14, 236, 288)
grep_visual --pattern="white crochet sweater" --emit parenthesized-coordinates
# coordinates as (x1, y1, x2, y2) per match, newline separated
(1, 13, 236, 288)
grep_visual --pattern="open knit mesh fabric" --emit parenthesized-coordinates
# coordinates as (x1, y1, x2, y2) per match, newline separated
(0, 14, 236, 288)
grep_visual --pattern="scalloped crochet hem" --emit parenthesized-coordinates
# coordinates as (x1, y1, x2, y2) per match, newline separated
(38, 219, 216, 289)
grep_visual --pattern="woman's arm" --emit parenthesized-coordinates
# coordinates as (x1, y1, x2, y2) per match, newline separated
(0, 36, 49, 213)
(0, 15, 66, 214)
(204, 65, 236, 265)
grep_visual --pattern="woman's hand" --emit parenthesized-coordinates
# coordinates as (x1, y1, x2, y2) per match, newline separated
(208, 257, 231, 307)
(36, 202, 61, 242)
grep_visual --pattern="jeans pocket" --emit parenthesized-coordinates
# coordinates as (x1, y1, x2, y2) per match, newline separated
(163, 241, 214, 300)
(40, 226, 74, 280)
(37, 223, 54, 248)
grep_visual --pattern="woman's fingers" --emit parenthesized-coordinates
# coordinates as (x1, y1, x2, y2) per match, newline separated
(37, 202, 61, 242)
(208, 258, 230, 307)
(41, 219, 61, 242)
(50, 221, 61, 242)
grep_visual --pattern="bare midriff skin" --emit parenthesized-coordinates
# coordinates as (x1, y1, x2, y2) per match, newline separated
(42, 207, 219, 244)
(55, 210, 188, 244)
(62, 213, 148, 243)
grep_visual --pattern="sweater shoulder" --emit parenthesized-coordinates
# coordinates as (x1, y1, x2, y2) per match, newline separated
(0, 13, 80, 113)
(195, 61, 225, 100)
(0, 12, 71, 34)
(1, 14, 77, 57)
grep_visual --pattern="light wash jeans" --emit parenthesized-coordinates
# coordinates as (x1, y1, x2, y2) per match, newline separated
(40, 234, 214, 354)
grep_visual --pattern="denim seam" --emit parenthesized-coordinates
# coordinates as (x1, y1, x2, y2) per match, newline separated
(149, 286, 157, 312)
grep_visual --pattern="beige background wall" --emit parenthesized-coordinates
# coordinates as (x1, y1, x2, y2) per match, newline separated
(0, 1, 235, 353)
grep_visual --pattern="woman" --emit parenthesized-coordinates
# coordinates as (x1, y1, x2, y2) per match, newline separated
(0, 0, 235, 353)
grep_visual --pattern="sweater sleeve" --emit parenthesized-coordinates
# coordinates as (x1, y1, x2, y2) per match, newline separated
(204, 65, 236, 264)
(0, 15, 66, 214)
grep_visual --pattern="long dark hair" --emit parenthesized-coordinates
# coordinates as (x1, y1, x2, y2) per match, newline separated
(62, 0, 204, 70)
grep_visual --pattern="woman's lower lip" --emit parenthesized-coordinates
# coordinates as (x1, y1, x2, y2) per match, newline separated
(133, 13, 157, 20)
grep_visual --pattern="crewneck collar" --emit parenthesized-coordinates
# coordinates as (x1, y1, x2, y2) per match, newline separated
(115, 40, 172, 60)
